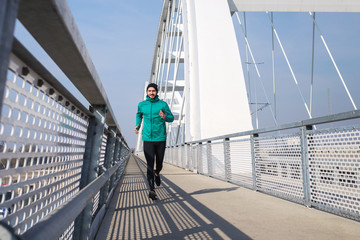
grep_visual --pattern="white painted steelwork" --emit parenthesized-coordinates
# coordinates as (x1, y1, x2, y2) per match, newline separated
(145, 0, 253, 150)
(234, 12, 277, 126)
(308, 12, 357, 110)
(228, 0, 360, 12)
(141, 0, 360, 221)
(139, 0, 360, 153)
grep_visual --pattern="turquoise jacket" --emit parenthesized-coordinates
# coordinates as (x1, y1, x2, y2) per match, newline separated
(136, 95, 174, 142)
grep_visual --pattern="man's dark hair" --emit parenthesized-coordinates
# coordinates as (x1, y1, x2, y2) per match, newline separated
(147, 83, 158, 92)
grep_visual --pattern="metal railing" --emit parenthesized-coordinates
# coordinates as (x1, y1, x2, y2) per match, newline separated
(163, 110, 360, 221)
(0, 1, 131, 239)
(0, 39, 131, 239)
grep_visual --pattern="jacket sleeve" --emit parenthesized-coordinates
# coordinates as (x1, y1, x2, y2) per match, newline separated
(163, 102, 174, 123)
(136, 103, 143, 127)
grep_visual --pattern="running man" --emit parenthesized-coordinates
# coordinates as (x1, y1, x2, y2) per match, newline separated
(135, 83, 174, 200)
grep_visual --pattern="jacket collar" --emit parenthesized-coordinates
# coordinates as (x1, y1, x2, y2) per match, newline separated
(146, 95, 159, 102)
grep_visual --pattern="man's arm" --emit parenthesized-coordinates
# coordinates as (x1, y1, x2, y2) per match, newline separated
(135, 104, 142, 134)
(163, 103, 174, 122)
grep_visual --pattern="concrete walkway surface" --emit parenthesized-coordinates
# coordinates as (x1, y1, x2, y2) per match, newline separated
(95, 155, 360, 240)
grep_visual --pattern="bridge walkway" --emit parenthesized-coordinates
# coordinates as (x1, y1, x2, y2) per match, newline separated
(95, 156, 360, 240)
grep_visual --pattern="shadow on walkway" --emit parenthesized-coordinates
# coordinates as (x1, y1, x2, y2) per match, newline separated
(189, 187, 239, 195)
(95, 156, 251, 240)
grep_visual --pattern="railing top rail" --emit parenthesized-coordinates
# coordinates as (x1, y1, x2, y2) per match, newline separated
(12, 38, 92, 117)
(184, 109, 360, 145)
(17, 0, 123, 136)
(21, 162, 122, 240)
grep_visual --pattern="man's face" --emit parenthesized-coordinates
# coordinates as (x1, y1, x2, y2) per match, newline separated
(147, 87, 157, 99)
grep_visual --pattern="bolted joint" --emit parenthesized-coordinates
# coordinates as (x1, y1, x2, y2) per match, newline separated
(97, 166, 107, 174)
(37, 79, 44, 87)
(306, 125, 313, 131)
(22, 67, 30, 76)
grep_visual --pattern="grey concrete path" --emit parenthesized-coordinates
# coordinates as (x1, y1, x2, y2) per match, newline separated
(95, 155, 360, 240)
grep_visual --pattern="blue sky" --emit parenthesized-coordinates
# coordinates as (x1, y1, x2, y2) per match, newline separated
(233, 12, 360, 128)
(14, 1, 360, 147)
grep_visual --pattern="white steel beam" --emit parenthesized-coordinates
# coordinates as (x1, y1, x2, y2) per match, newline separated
(228, 0, 360, 12)
(183, 0, 253, 141)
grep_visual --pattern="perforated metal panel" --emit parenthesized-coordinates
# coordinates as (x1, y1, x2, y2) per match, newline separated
(185, 144, 191, 169)
(176, 146, 181, 168)
(190, 144, 198, 171)
(307, 127, 360, 218)
(170, 147, 176, 165)
(0, 57, 88, 234)
(173, 146, 178, 166)
(210, 142, 225, 180)
(254, 134, 304, 202)
(166, 147, 172, 164)
(227, 138, 253, 187)
(180, 145, 185, 168)
(164, 147, 170, 164)
(59, 221, 74, 240)
(197, 144, 208, 175)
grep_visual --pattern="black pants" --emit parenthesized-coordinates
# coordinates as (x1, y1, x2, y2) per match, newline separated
(143, 141, 166, 191)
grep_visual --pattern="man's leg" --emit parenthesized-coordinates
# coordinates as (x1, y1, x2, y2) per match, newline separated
(154, 141, 166, 186)
(143, 141, 155, 191)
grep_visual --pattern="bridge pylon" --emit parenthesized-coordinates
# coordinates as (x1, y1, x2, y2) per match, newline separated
(137, 0, 253, 151)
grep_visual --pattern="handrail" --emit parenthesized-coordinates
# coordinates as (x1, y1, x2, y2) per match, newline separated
(11, 38, 92, 117)
(0, 1, 131, 238)
(163, 110, 360, 221)
(17, 0, 126, 140)
(21, 161, 123, 240)
(184, 109, 360, 144)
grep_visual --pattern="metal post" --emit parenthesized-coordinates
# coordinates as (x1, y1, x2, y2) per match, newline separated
(271, 12, 276, 121)
(168, 146, 172, 164)
(251, 134, 258, 190)
(0, 0, 20, 114)
(181, 144, 185, 168)
(98, 127, 116, 208)
(301, 126, 312, 207)
(180, 145, 183, 168)
(244, 12, 251, 104)
(186, 145, 189, 169)
(192, 144, 197, 172)
(207, 141, 212, 176)
(109, 136, 120, 190)
(175, 145, 178, 166)
(198, 142, 202, 173)
(116, 138, 124, 180)
(224, 138, 231, 181)
(310, 12, 315, 115)
(185, 143, 189, 169)
(74, 105, 106, 240)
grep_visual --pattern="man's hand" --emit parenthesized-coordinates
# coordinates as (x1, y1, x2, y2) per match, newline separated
(135, 125, 140, 134)
(159, 110, 165, 120)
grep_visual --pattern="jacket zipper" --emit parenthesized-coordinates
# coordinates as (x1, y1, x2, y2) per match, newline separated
(150, 101, 153, 140)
